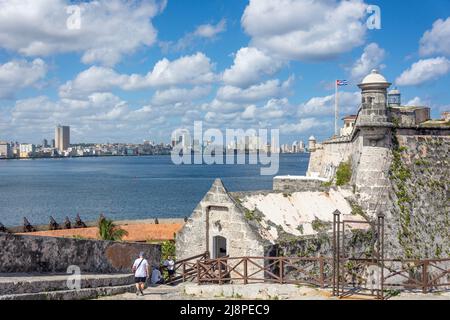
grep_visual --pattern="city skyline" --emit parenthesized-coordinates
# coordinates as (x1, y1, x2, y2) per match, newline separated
(0, 0, 450, 145)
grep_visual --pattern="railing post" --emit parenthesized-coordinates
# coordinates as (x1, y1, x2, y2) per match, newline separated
(279, 258, 284, 284)
(422, 261, 429, 294)
(319, 256, 325, 288)
(218, 259, 222, 285)
(244, 258, 248, 285)
(196, 260, 201, 284)
(182, 262, 186, 282)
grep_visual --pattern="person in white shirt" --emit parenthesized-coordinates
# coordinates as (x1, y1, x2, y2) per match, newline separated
(132, 252, 149, 296)
(163, 256, 175, 283)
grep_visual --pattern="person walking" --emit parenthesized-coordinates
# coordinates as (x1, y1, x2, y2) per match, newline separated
(132, 251, 149, 296)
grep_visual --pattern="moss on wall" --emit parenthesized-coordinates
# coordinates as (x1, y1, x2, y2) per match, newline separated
(387, 134, 450, 259)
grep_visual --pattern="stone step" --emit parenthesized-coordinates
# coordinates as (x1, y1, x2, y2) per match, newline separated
(0, 273, 134, 295)
(0, 284, 136, 300)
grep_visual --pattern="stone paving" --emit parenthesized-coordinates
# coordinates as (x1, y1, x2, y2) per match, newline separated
(96, 283, 450, 300)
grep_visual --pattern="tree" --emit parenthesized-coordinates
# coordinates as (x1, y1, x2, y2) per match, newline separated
(98, 217, 128, 241)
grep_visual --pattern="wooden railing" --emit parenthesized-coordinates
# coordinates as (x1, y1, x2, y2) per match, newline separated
(165, 252, 209, 285)
(196, 256, 333, 288)
(168, 254, 450, 296)
(383, 258, 450, 293)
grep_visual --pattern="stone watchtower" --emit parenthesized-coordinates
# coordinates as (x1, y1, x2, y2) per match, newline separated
(352, 69, 394, 217)
(356, 69, 393, 147)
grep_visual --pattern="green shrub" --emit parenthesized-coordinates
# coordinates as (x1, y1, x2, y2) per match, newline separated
(336, 161, 352, 186)
(161, 240, 176, 261)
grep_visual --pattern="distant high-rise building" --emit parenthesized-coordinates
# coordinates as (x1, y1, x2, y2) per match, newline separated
(0, 141, 12, 159)
(52, 139, 55, 148)
(55, 125, 70, 151)
(42, 139, 48, 148)
(299, 140, 305, 152)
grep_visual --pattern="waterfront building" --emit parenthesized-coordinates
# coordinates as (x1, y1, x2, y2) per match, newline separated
(42, 139, 48, 148)
(19, 144, 35, 158)
(55, 125, 70, 152)
(299, 140, 305, 152)
(0, 141, 12, 159)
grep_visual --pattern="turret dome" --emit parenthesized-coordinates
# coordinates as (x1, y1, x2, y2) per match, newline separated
(361, 69, 388, 85)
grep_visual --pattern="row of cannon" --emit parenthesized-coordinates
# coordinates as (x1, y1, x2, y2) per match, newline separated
(0, 214, 87, 233)
(0, 214, 190, 234)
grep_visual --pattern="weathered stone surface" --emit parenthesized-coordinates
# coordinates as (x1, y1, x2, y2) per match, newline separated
(0, 233, 160, 273)
(176, 179, 267, 260)
(0, 273, 134, 295)
(386, 134, 450, 258)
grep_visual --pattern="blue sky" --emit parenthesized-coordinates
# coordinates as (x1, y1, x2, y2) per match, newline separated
(0, 0, 449, 144)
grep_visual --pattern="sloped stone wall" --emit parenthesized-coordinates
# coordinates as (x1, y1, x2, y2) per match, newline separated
(0, 233, 161, 273)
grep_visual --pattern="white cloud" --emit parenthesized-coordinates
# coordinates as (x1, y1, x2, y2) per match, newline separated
(241, 0, 368, 61)
(396, 57, 450, 86)
(160, 19, 227, 53)
(222, 47, 285, 87)
(194, 19, 227, 38)
(7, 92, 177, 142)
(0, 0, 165, 66)
(217, 78, 293, 103)
(420, 17, 450, 57)
(350, 43, 386, 81)
(405, 97, 426, 106)
(151, 86, 211, 105)
(281, 118, 328, 134)
(59, 53, 217, 98)
(0, 59, 47, 98)
(298, 92, 361, 117)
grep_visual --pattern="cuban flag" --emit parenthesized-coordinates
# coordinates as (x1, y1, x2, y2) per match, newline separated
(336, 80, 349, 86)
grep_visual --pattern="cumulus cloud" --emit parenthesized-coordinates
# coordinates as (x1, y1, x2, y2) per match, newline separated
(420, 17, 450, 57)
(194, 19, 227, 38)
(281, 118, 328, 134)
(0, 59, 47, 98)
(151, 86, 211, 105)
(298, 92, 361, 117)
(350, 43, 386, 81)
(216, 78, 293, 103)
(241, 0, 368, 61)
(396, 57, 450, 86)
(7, 92, 178, 142)
(405, 97, 426, 106)
(222, 47, 285, 87)
(160, 19, 227, 53)
(0, 0, 165, 66)
(59, 53, 217, 98)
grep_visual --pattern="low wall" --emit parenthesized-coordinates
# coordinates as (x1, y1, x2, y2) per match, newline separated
(273, 176, 329, 193)
(0, 233, 161, 274)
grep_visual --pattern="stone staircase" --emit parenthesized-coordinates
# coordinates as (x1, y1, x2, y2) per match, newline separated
(0, 273, 136, 300)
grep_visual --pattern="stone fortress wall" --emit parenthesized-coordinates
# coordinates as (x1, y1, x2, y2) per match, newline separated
(305, 70, 450, 259)
(0, 232, 161, 273)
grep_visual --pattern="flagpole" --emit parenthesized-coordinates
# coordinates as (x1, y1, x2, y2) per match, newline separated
(335, 80, 339, 137)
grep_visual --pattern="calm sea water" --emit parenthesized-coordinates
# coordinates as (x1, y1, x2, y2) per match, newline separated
(0, 154, 309, 227)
